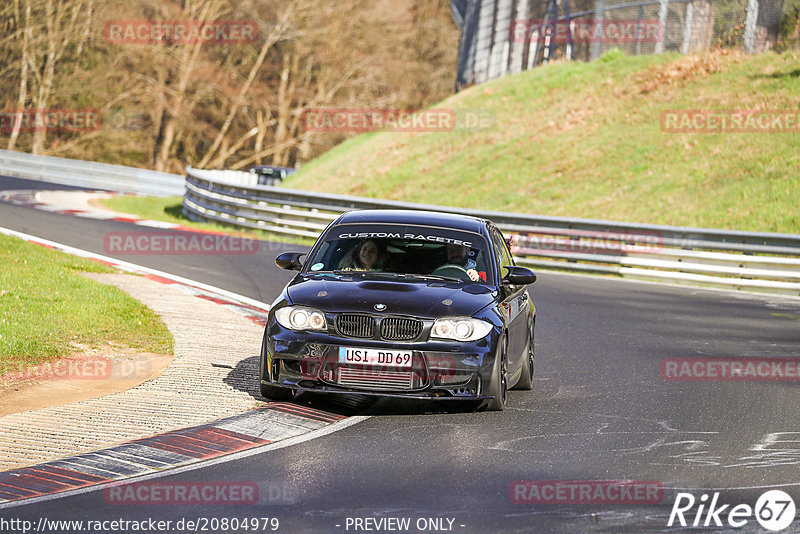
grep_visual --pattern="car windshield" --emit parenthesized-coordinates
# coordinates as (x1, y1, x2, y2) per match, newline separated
(305, 223, 495, 284)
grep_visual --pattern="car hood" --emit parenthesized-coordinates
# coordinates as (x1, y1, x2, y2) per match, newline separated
(286, 274, 496, 318)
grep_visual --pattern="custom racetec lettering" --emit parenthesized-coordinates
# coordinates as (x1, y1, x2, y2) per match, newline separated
(337, 232, 403, 239)
(337, 232, 472, 247)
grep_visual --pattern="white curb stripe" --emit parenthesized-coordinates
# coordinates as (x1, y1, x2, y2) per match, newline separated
(0, 226, 270, 312)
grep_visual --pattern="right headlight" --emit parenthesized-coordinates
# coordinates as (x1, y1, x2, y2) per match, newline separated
(274, 306, 327, 331)
(430, 317, 492, 342)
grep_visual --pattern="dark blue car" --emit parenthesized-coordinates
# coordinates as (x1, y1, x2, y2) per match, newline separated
(260, 209, 536, 410)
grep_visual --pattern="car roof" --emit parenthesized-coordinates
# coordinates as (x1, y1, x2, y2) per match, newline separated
(249, 165, 296, 173)
(334, 209, 489, 234)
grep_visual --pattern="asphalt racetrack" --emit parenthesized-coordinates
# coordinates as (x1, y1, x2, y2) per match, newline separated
(2, 176, 800, 533)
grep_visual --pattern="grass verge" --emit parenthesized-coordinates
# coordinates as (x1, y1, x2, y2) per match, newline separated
(283, 49, 800, 233)
(0, 233, 173, 374)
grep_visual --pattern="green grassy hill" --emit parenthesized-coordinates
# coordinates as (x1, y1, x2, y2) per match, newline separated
(283, 50, 800, 233)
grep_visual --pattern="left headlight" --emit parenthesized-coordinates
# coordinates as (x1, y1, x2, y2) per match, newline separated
(430, 317, 492, 342)
(274, 306, 327, 331)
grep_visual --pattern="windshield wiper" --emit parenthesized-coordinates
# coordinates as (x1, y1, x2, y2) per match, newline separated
(364, 272, 407, 279)
(404, 273, 462, 282)
(311, 271, 462, 283)
(330, 270, 400, 278)
(360, 272, 463, 282)
(314, 270, 402, 279)
(304, 270, 366, 277)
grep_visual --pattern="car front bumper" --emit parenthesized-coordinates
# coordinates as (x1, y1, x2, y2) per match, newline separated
(262, 325, 501, 400)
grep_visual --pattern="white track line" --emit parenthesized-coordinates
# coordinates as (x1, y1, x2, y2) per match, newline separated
(0, 226, 270, 311)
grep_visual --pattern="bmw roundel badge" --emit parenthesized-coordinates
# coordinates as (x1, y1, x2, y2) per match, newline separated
(374, 303, 387, 311)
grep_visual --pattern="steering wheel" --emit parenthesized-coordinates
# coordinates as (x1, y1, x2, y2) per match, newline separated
(431, 264, 470, 281)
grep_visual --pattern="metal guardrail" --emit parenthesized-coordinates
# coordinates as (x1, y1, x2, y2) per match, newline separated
(0, 149, 184, 196)
(185, 167, 800, 297)
(3, 151, 794, 296)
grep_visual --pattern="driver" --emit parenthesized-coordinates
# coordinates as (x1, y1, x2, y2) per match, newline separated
(442, 243, 480, 281)
(338, 238, 387, 271)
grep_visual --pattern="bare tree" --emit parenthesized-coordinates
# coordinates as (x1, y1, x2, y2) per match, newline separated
(153, 0, 225, 171)
(30, 0, 93, 154)
(226, 0, 368, 169)
(0, 0, 458, 171)
(7, 0, 33, 151)
(196, 5, 293, 169)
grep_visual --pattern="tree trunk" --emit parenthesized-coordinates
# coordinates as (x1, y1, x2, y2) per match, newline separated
(154, 0, 223, 172)
(8, 0, 32, 151)
(197, 9, 289, 169)
(30, 0, 83, 154)
(31, 0, 58, 154)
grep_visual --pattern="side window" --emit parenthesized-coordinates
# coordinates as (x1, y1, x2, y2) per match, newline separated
(491, 228, 514, 279)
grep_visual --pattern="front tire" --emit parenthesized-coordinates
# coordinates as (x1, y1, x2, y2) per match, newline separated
(259, 338, 294, 401)
(483, 336, 508, 411)
(512, 332, 534, 391)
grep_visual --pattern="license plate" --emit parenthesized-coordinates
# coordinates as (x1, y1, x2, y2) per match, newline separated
(338, 347, 412, 368)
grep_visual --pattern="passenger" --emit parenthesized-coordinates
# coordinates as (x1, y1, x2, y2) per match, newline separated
(338, 239, 387, 271)
(442, 243, 480, 281)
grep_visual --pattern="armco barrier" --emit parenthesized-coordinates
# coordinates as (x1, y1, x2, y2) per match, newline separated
(184, 167, 800, 297)
(5, 151, 795, 296)
(0, 149, 183, 196)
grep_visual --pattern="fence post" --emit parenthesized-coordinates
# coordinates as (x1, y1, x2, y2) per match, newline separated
(453, 0, 481, 90)
(743, 0, 759, 52)
(489, 0, 513, 80)
(564, 0, 574, 61)
(473, 1, 497, 83)
(527, 29, 540, 68)
(590, 0, 606, 59)
(681, 0, 694, 53)
(567, 20, 575, 59)
(635, 5, 644, 54)
(510, 0, 529, 73)
(655, 0, 669, 52)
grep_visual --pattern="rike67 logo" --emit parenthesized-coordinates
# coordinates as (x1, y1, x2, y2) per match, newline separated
(668, 490, 796, 531)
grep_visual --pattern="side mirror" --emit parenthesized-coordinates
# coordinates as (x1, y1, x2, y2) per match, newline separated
(502, 266, 537, 285)
(275, 252, 305, 271)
